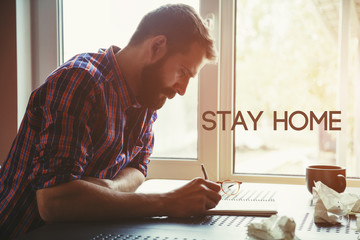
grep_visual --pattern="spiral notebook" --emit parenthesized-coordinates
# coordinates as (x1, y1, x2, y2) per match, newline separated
(206, 188, 278, 216)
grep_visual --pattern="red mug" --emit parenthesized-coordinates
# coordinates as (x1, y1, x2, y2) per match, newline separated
(306, 165, 346, 194)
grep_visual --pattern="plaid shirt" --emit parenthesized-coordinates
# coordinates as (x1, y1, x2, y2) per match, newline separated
(0, 46, 157, 239)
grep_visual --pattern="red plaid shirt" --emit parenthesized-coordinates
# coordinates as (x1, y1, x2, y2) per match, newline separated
(0, 46, 156, 239)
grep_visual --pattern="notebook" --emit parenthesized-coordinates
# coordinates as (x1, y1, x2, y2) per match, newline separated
(206, 188, 278, 216)
(137, 179, 278, 217)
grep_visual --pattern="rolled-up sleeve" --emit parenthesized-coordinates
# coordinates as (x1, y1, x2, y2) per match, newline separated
(28, 69, 97, 190)
(128, 111, 157, 176)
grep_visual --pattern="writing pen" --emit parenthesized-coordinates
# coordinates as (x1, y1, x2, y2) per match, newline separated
(201, 163, 208, 180)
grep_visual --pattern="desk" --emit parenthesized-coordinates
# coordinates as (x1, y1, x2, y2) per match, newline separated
(17, 180, 360, 240)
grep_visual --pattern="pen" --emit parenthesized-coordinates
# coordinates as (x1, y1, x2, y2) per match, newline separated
(201, 163, 208, 180)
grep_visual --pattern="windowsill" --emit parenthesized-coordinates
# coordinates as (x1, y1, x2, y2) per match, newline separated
(147, 158, 360, 187)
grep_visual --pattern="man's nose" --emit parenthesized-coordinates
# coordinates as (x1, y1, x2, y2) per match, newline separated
(176, 77, 190, 96)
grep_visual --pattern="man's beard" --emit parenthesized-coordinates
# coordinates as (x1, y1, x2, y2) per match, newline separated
(137, 55, 176, 111)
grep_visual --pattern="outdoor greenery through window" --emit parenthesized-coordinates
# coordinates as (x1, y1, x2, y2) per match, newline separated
(234, 0, 359, 177)
(62, 0, 199, 159)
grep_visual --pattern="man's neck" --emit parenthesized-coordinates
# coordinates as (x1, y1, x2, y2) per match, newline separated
(115, 47, 143, 96)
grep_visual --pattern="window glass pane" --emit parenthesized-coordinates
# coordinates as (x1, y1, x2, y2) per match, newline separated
(234, 0, 343, 176)
(62, 0, 199, 159)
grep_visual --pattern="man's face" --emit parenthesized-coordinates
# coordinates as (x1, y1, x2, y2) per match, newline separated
(137, 41, 206, 110)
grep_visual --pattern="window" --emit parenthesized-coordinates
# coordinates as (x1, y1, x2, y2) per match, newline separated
(234, 0, 338, 176)
(232, 0, 360, 179)
(27, 0, 360, 183)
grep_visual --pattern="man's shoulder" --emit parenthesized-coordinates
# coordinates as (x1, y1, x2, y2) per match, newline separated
(58, 50, 113, 83)
(30, 51, 111, 106)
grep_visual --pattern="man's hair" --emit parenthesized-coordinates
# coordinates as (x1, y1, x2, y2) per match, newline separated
(128, 4, 216, 60)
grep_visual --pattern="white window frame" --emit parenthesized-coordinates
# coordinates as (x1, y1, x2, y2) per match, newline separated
(147, 0, 220, 180)
(20, 0, 360, 187)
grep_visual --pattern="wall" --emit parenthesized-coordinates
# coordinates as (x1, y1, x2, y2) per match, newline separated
(0, 0, 17, 166)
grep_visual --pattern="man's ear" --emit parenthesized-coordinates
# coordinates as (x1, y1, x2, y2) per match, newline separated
(149, 35, 167, 63)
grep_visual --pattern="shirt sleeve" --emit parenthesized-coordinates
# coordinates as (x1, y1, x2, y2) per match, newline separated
(127, 111, 157, 176)
(29, 68, 98, 190)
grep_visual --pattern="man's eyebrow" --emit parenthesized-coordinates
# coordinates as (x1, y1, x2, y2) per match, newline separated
(182, 65, 195, 77)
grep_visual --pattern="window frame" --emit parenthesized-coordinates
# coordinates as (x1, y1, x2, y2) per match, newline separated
(146, 0, 220, 180)
(23, 0, 360, 186)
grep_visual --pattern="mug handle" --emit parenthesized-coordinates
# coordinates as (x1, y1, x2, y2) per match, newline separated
(337, 174, 346, 192)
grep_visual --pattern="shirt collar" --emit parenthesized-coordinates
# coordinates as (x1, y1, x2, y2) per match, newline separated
(105, 45, 141, 110)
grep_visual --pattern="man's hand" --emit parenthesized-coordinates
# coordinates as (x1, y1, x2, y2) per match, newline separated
(36, 176, 220, 223)
(162, 178, 221, 217)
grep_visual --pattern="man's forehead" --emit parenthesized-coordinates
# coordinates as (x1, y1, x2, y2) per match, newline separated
(184, 60, 207, 77)
(180, 43, 207, 75)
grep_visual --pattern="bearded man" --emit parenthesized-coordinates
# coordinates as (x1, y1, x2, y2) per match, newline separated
(0, 4, 221, 240)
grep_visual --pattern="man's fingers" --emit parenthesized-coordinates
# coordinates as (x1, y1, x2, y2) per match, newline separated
(191, 178, 221, 192)
(189, 178, 222, 205)
(205, 187, 221, 204)
(203, 179, 221, 192)
(195, 180, 222, 206)
(205, 197, 219, 210)
(166, 179, 223, 217)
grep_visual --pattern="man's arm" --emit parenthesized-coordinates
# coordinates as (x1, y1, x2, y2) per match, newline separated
(36, 177, 221, 222)
(82, 167, 145, 192)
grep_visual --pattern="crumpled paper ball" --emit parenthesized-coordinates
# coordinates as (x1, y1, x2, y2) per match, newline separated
(247, 215, 297, 240)
(313, 181, 360, 224)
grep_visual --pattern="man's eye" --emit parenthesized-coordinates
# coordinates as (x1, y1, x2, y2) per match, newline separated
(179, 69, 187, 77)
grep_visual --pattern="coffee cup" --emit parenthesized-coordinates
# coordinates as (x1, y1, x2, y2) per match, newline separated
(306, 165, 346, 194)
